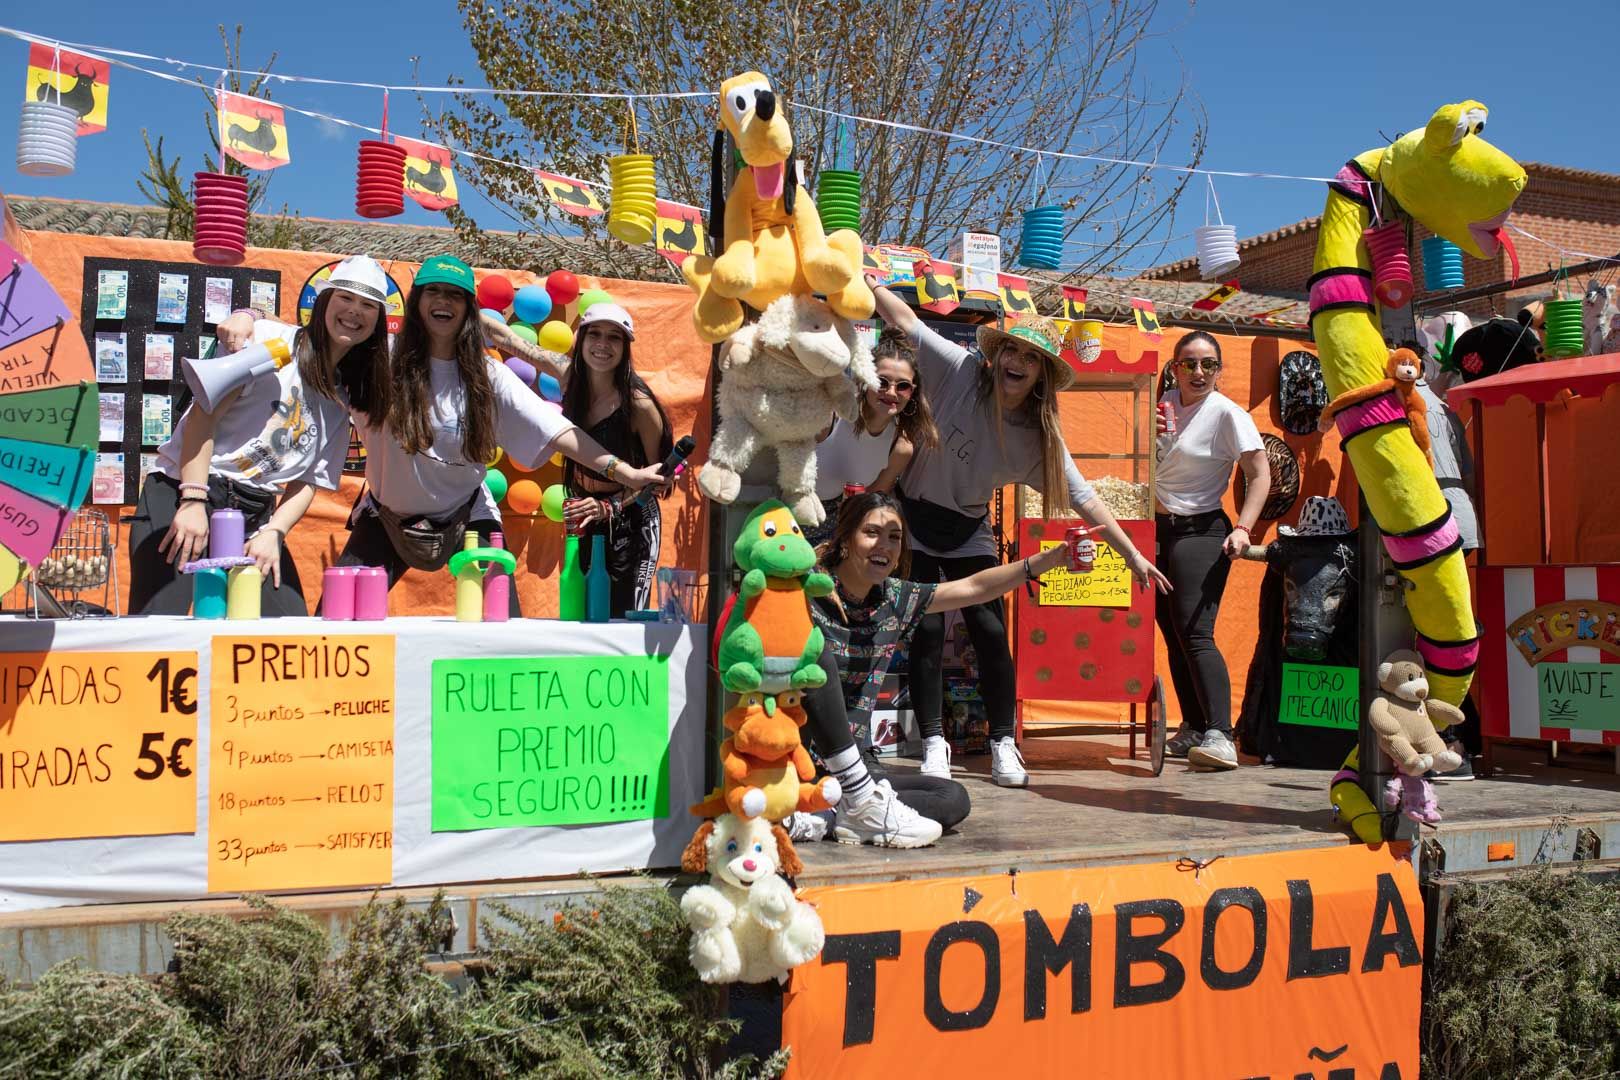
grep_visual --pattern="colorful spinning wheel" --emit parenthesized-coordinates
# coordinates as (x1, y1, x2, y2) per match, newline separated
(0, 237, 98, 594)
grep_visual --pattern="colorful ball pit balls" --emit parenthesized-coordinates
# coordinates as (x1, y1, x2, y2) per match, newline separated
(576, 288, 612, 315)
(508, 323, 539, 346)
(505, 357, 538, 386)
(538, 322, 573, 356)
(513, 284, 553, 325)
(537, 372, 563, 402)
(484, 469, 509, 505)
(476, 275, 515, 312)
(487, 446, 504, 467)
(541, 483, 567, 523)
(480, 307, 505, 324)
(546, 270, 580, 307)
(506, 479, 543, 515)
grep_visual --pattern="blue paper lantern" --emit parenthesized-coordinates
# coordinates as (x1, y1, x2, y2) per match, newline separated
(1421, 236, 1464, 292)
(1019, 205, 1065, 271)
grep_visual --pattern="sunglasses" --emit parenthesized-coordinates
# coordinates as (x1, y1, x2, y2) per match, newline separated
(876, 376, 915, 393)
(1176, 358, 1222, 373)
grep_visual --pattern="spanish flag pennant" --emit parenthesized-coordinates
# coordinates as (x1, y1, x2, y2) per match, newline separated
(913, 258, 959, 315)
(1191, 281, 1239, 312)
(24, 44, 109, 136)
(1060, 285, 1088, 321)
(998, 273, 1035, 316)
(217, 91, 289, 170)
(1130, 297, 1162, 340)
(534, 170, 603, 217)
(393, 135, 459, 212)
(654, 200, 706, 265)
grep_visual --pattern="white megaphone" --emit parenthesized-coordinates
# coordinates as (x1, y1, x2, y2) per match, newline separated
(181, 338, 293, 413)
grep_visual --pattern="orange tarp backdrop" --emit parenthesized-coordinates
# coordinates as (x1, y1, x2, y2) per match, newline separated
(24, 230, 1342, 723)
(781, 843, 1422, 1079)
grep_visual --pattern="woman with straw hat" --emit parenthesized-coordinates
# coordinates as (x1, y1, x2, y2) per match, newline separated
(871, 283, 1170, 788)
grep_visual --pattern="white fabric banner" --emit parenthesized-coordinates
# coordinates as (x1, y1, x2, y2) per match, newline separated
(0, 616, 706, 913)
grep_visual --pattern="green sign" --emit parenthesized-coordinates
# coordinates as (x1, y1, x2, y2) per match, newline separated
(431, 655, 670, 831)
(1279, 663, 1359, 730)
(1537, 662, 1620, 731)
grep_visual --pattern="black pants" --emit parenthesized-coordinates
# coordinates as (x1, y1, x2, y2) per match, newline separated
(127, 472, 308, 616)
(1155, 511, 1234, 735)
(800, 642, 971, 829)
(333, 501, 522, 617)
(905, 551, 1017, 741)
(574, 497, 661, 615)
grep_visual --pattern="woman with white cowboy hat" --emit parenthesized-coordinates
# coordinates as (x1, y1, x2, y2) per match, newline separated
(871, 283, 1170, 787)
(1155, 330, 1271, 771)
(130, 255, 392, 616)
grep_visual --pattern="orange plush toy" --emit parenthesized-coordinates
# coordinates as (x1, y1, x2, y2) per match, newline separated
(690, 690, 841, 821)
(1318, 348, 1432, 464)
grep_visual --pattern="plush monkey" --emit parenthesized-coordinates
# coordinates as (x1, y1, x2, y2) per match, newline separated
(1317, 348, 1432, 464)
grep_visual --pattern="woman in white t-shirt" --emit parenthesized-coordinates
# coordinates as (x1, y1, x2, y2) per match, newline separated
(333, 255, 662, 615)
(128, 256, 391, 616)
(1154, 331, 1270, 771)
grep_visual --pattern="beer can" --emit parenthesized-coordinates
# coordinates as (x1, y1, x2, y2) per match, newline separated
(1157, 400, 1176, 436)
(1065, 527, 1095, 573)
(843, 484, 867, 498)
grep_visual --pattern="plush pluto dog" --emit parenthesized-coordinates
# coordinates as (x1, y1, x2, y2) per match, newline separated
(1313, 102, 1523, 842)
(680, 812, 825, 985)
(682, 72, 874, 343)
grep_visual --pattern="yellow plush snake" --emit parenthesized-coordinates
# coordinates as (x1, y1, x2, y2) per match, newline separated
(1311, 103, 1524, 841)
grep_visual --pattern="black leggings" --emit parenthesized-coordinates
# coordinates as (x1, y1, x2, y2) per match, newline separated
(574, 497, 661, 615)
(1155, 511, 1234, 735)
(905, 551, 1017, 741)
(333, 502, 521, 617)
(127, 472, 308, 616)
(800, 642, 971, 830)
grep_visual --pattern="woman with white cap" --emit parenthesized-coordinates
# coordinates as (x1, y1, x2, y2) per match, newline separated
(129, 255, 391, 615)
(871, 283, 1171, 787)
(334, 256, 663, 614)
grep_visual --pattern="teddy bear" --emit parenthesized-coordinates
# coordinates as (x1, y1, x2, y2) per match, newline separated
(1317, 348, 1432, 465)
(679, 812, 825, 985)
(691, 690, 841, 821)
(1368, 649, 1464, 824)
(697, 292, 875, 525)
(680, 72, 874, 344)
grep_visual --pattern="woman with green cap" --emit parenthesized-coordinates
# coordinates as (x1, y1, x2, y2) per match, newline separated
(335, 254, 663, 613)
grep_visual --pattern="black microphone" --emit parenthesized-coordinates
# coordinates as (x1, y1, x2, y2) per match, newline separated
(630, 435, 696, 509)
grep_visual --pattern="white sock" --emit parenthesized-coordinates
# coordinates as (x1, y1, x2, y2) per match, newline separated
(825, 745, 875, 803)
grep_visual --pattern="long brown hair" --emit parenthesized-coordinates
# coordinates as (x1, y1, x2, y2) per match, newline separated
(561, 324, 673, 492)
(872, 328, 939, 451)
(815, 490, 912, 580)
(975, 338, 1070, 518)
(387, 284, 496, 464)
(296, 288, 388, 422)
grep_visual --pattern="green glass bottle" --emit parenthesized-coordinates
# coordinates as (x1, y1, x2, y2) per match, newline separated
(559, 527, 587, 621)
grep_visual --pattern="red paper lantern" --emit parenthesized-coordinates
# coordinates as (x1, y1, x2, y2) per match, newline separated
(477, 275, 515, 312)
(193, 172, 250, 266)
(545, 270, 580, 307)
(356, 140, 406, 219)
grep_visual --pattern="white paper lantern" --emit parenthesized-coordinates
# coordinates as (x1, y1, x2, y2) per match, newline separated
(1194, 224, 1240, 282)
(17, 100, 79, 177)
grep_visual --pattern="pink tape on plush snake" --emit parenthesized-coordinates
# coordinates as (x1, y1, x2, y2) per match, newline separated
(1383, 514, 1461, 566)
(1309, 271, 1376, 315)
(1334, 391, 1407, 440)
(1416, 633, 1480, 674)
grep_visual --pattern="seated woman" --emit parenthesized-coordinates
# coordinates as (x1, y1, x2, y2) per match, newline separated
(796, 491, 1082, 847)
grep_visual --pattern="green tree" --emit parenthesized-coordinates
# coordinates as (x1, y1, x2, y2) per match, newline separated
(434, 0, 1203, 279)
(137, 24, 301, 250)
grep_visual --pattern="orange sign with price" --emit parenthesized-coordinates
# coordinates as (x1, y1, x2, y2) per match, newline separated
(208, 635, 396, 893)
(0, 650, 199, 841)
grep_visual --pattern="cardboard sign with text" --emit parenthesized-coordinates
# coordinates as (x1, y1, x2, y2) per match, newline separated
(1036, 540, 1131, 608)
(1537, 661, 1620, 730)
(208, 636, 396, 892)
(1279, 663, 1360, 730)
(782, 844, 1422, 1079)
(430, 655, 671, 830)
(1, 651, 198, 841)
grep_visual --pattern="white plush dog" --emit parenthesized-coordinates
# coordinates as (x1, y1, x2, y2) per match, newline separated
(697, 293, 877, 526)
(679, 812, 825, 985)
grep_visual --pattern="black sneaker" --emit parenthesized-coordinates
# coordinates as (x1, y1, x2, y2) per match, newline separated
(1431, 741, 1475, 782)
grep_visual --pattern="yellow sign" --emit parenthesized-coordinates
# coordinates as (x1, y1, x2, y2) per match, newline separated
(0, 651, 198, 841)
(1036, 540, 1131, 607)
(208, 636, 396, 893)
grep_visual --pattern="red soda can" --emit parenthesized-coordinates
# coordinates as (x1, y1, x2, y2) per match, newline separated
(1158, 399, 1176, 436)
(1065, 526, 1096, 573)
(843, 484, 867, 498)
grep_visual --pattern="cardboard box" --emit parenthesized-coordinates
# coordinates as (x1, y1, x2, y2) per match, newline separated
(947, 232, 1002, 298)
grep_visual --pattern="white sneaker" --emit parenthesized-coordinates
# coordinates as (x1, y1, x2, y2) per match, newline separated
(833, 785, 943, 848)
(1165, 725, 1200, 759)
(920, 735, 952, 779)
(990, 736, 1028, 787)
(1187, 730, 1239, 771)
(784, 811, 831, 843)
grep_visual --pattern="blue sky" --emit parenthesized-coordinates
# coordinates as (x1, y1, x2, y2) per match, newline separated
(4, 2, 1616, 273)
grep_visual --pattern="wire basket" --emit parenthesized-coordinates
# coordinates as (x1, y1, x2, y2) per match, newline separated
(28, 508, 120, 618)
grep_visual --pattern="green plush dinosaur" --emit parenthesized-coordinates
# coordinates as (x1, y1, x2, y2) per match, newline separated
(717, 500, 834, 693)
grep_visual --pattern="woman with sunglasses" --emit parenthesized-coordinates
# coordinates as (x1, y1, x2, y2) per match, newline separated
(1155, 331, 1270, 771)
(806, 327, 940, 545)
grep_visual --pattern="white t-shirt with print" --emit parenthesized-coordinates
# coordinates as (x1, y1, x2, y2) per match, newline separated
(1154, 389, 1263, 516)
(358, 355, 575, 518)
(156, 321, 349, 493)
